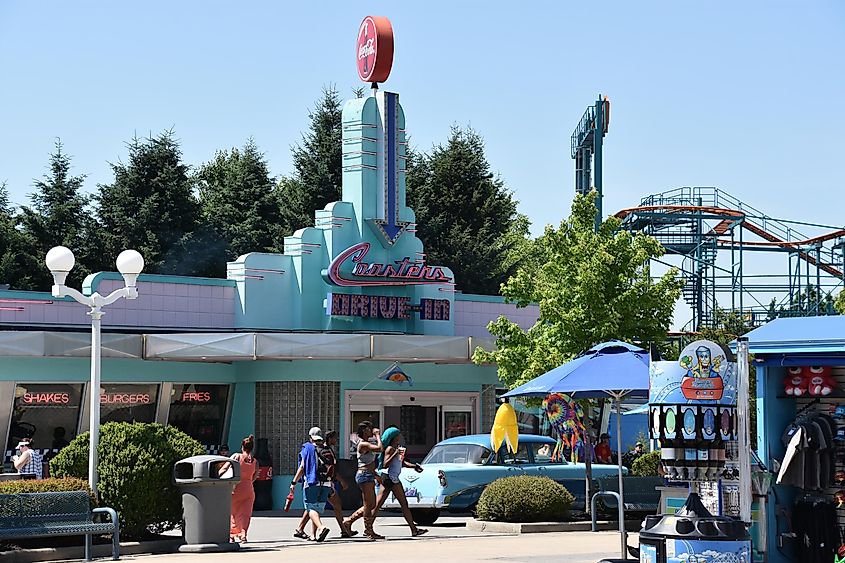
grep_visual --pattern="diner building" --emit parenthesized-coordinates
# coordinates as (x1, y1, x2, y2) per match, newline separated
(0, 89, 538, 508)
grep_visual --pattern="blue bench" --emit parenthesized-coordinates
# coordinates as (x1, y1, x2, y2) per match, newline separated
(0, 491, 120, 561)
(595, 476, 662, 513)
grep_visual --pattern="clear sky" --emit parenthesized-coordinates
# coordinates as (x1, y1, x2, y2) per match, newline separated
(1, 1, 843, 239)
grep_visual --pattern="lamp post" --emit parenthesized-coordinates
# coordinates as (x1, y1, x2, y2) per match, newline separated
(45, 246, 144, 496)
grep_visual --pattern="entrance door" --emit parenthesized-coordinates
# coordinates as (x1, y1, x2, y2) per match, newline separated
(442, 407, 472, 439)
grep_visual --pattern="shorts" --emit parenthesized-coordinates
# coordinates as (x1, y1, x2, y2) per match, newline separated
(303, 485, 331, 513)
(355, 471, 375, 485)
(380, 474, 399, 490)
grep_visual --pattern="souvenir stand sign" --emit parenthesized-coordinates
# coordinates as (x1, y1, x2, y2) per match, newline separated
(641, 340, 752, 562)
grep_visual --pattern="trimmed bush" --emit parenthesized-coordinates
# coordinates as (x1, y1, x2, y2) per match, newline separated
(50, 422, 205, 538)
(476, 475, 574, 523)
(632, 450, 661, 476)
(0, 477, 95, 506)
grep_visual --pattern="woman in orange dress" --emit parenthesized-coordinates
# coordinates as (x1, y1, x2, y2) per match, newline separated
(228, 435, 257, 542)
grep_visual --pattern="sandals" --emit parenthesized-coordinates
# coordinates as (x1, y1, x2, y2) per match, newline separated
(293, 529, 309, 540)
(316, 526, 331, 542)
(412, 528, 428, 537)
(340, 521, 358, 538)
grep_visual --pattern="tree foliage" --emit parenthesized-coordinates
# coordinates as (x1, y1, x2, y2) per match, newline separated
(94, 131, 199, 274)
(0, 183, 31, 289)
(407, 127, 522, 295)
(195, 139, 283, 276)
(18, 140, 94, 288)
(474, 191, 683, 389)
(277, 86, 343, 233)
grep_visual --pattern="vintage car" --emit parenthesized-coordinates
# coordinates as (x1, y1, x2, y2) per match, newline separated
(380, 433, 623, 524)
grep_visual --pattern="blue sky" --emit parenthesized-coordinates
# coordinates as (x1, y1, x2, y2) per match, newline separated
(1, 1, 843, 239)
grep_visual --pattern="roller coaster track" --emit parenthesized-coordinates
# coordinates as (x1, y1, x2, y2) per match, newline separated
(615, 204, 844, 277)
(614, 187, 845, 329)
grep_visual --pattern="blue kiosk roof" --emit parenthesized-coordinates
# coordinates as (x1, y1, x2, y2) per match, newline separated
(742, 316, 845, 365)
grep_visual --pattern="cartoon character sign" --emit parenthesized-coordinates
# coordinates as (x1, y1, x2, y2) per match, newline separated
(679, 341, 726, 400)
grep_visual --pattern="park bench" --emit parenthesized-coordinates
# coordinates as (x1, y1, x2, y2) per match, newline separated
(594, 476, 662, 513)
(0, 490, 120, 561)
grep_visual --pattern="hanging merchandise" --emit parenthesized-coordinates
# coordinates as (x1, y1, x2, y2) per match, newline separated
(776, 407, 835, 490)
(793, 495, 838, 563)
(807, 366, 838, 397)
(649, 340, 738, 482)
(783, 366, 810, 397)
(490, 403, 518, 454)
(542, 393, 583, 461)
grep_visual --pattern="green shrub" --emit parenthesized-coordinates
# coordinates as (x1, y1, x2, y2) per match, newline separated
(50, 422, 205, 538)
(0, 477, 95, 507)
(632, 450, 661, 476)
(476, 475, 574, 523)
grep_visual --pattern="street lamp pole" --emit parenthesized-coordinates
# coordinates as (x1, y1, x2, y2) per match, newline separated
(45, 246, 144, 497)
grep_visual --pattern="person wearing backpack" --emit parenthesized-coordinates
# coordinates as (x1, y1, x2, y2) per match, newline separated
(293, 430, 358, 539)
(289, 427, 331, 542)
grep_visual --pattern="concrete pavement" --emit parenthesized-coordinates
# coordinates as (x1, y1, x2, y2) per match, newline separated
(136, 512, 636, 563)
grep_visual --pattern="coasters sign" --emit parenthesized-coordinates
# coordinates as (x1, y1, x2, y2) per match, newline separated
(356, 15, 394, 83)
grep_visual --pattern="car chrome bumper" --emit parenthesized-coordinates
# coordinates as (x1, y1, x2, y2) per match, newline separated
(381, 492, 447, 510)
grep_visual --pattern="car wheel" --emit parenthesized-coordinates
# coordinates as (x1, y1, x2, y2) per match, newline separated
(410, 508, 440, 525)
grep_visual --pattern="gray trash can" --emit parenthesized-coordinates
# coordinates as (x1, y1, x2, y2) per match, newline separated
(173, 455, 241, 552)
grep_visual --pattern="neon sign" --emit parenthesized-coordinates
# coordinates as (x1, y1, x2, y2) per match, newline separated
(328, 293, 450, 321)
(325, 242, 451, 287)
(22, 392, 70, 405)
(100, 393, 152, 405)
(181, 392, 212, 403)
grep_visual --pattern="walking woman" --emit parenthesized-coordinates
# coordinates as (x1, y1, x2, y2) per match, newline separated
(228, 435, 258, 542)
(343, 421, 383, 540)
(344, 427, 427, 536)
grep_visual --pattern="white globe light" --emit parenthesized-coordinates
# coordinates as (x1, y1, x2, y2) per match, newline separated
(116, 249, 144, 275)
(45, 246, 75, 273)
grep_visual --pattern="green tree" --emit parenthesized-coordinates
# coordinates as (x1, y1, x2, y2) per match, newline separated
(195, 139, 283, 276)
(277, 86, 344, 233)
(474, 191, 683, 388)
(836, 291, 845, 314)
(0, 183, 32, 289)
(18, 140, 94, 289)
(94, 132, 199, 273)
(407, 127, 522, 295)
(473, 191, 682, 509)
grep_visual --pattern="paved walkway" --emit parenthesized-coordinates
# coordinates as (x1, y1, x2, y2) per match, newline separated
(137, 512, 635, 563)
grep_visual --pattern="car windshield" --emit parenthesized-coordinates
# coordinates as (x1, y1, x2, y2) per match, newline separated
(422, 444, 491, 464)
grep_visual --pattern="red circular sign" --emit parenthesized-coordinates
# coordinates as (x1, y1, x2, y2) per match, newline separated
(356, 16, 394, 83)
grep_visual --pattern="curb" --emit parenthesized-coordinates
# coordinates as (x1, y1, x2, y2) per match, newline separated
(467, 519, 641, 534)
(0, 537, 184, 563)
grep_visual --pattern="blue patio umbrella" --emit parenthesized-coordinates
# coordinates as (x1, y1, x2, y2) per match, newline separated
(501, 340, 650, 561)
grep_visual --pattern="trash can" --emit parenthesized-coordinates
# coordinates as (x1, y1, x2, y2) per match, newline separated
(638, 493, 751, 563)
(173, 455, 241, 552)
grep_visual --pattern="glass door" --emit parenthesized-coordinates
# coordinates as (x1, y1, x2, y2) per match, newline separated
(442, 407, 472, 440)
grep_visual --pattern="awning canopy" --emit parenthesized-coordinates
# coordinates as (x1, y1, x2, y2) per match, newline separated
(741, 316, 845, 355)
(0, 330, 495, 364)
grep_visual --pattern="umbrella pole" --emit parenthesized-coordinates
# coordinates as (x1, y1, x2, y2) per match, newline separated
(616, 399, 627, 560)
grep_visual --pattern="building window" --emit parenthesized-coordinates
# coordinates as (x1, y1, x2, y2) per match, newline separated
(256, 381, 339, 474)
(6, 383, 83, 462)
(167, 384, 230, 446)
(101, 384, 159, 424)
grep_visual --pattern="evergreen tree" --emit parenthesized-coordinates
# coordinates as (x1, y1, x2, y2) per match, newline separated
(0, 183, 33, 290)
(195, 139, 283, 276)
(277, 86, 343, 232)
(18, 140, 94, 288)
(407, 127, 521, 295)
(95, 132, 199, 273)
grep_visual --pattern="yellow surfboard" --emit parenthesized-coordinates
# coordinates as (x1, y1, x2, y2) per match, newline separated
(490, 403, 519, 453)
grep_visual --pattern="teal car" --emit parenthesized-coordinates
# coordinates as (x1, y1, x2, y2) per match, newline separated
(380, 434, 624, 524)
